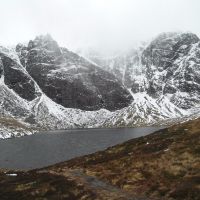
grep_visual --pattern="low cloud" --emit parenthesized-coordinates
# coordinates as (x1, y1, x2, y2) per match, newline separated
(0, 0, 199, 52)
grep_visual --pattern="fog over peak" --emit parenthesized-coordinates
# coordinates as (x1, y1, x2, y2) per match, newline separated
(0, 0, 200, 53)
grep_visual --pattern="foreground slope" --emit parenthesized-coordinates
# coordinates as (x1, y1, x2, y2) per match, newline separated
(1, 118, 199, 199)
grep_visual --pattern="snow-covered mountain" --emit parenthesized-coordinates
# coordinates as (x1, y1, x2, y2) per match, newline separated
(0, 32, 200, 138)
(0, 35, 133, 138)
(82, 32, 200, 126)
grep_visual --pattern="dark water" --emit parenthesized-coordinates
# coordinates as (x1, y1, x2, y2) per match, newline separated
(0, 127, 162, 170)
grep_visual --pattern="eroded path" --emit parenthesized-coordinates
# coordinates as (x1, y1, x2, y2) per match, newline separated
(46, 168, 147, 200)
(0, 168, 147, 200)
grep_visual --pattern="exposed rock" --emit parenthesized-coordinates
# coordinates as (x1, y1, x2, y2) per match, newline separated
(1, 54, 38, 101)
(21, 35, 133, 111)
(1, 32, 200, 138)
(84, 32, 200, 112)
(142, 32, 200, 101)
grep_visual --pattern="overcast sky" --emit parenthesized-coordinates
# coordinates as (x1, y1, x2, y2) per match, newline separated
(0, 0, 199, 52)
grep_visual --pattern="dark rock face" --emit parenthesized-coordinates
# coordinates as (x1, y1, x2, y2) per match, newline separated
(142, 32, 199, 70)
(86, 32, 200, 110)
(0, 59, 3, 77)
(81, 46, 148, 95)
(84, 48, 145, 89)
(141, 32, 200, 99)
(18, 35, 132, 111)
(15, 43, 28, 67)
(0, 53, 37, 101)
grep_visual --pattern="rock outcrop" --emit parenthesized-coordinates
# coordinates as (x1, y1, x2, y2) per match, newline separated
(17, 35, 133, 111)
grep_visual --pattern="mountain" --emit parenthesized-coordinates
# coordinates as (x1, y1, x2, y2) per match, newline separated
(16, 35, 132, 111)
(0, 32, 200, 138)
(1, 117, 199, 199)
(82, 32, 200, 126)
(0, 35, 133, 138)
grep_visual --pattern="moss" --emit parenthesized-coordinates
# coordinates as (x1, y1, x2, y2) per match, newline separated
(191, 146, 200, 155)
(162, 169, 187, 181)
(170, 177, 200, 200)
(15, 182, 37, 191)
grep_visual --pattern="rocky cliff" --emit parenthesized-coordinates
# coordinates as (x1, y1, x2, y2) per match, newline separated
(1, 32, 200, 138)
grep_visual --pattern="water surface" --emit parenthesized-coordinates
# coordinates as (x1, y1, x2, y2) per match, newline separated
(0, 127, 163, 170)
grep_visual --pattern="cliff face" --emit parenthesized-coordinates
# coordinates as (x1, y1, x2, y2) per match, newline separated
(142, 32, 200, 109)
(83, 32, 200, 127)
(16, 35, 132, 111)
(0, 32, 200, 138)
(0, 35, 133, 138)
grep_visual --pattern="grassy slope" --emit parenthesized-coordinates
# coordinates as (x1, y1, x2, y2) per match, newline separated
(0, 118, 200, 199)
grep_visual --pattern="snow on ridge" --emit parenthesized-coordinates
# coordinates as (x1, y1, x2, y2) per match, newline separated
(1, 33, 200, 138)
(32, 93, 112, 129)
(102, 91, 196, 128)
(0, 46, 113, 137)
(0, 46, 20, 63)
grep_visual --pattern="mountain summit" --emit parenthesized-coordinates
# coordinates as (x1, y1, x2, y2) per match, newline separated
(16, 35, 133, 111)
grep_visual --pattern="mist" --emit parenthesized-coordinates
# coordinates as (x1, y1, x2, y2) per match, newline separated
(0, 0, 200, 53)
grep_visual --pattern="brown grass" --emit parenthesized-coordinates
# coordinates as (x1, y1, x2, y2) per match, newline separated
(0, 118, 200, 199)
